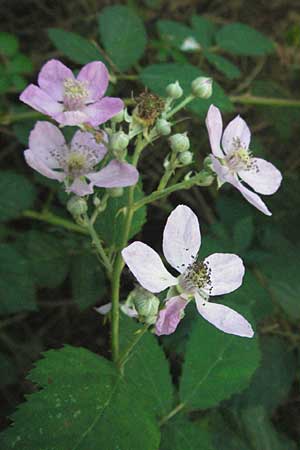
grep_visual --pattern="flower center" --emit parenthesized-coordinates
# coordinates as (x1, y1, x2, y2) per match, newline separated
(63, 78, 89, 110)
(66, 153, 87, 177)
(225, 137, 258, 173)
(179, 260, 212, 294)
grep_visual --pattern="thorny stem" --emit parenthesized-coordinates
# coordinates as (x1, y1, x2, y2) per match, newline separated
(23, 210, 87, 234)
(84, 214, 113, 277)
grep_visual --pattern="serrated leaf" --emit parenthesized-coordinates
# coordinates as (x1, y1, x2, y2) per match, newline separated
(71, 252, 106, 310)
(48, 28, 103, 64)
(139, 63, 233, 116)
(204, 52, 241, 79)
(0, 346, 160, 450)
(180, 314, 260, 409)
(0, 244, 36, 314)
(0, 171, 36, 222)
(0, 32, 19, 57)
(94, 185, 146, 250)
(157, 20, 196, 49)
(160, 417, 215, 450)
(191, 15, 216, 48)
(120, 315, 173, 416)
(216, 23, 274, 56)
(98, 5, 147, 71)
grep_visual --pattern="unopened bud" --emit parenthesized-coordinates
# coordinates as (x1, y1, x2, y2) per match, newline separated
(169, 133, 190, 153)
(156, 118, 171, 136)
(110, 131, 129, 152)
(133, 290, 160, 325)
(191, 77, 212, 99)
(111, 109, 125, 123)
(179, 151, 193, 165)
(166, 81, 183, 99)
(203, 155, 213, 172)
(67, 196, 88, 217)
(107, 187, 124, 198)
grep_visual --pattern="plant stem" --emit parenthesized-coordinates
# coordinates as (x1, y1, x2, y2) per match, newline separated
(0, 111, 42, 125)
(166, 95, 195, 119)
(159, 403, 185, 426)
(23, 210, 88, 234)
(157, 152, 178, 191)
(84, 215, 113, 276)
(118, 324, 149, 371)
(230, 94, 300, 108)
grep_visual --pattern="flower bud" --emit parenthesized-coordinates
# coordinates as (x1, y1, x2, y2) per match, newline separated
(110, 131, 129, 152)
(191, 77, 212, 99)
(111, 109, 125, 123)
(133, 291, 160, 325)
(155, 118, 171, 136)
(166, 81, 183, 99)
(67, 196, 88, 217)
(169, 133, 190, 153)
(203, 155, 213, 171)
(107, 187, 124, 198)
(179, 151, 193, 165)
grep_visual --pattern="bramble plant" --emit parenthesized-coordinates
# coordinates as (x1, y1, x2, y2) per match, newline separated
(1, 5, 299, 450)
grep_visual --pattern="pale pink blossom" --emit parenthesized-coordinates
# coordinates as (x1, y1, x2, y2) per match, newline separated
(24, 121, 138, 196)
(122, 205, 253, 338)
(20, 59, 123, 126)
(206, 105, 282, 216)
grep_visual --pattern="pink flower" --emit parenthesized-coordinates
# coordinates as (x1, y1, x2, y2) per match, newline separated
(24, 121, 139, 196)
(20, 59, 123, 126)
(122, 205, 253, 338)
(206, 105, 282, 216)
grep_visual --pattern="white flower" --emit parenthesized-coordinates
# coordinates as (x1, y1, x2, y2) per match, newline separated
(122, 205, 254, 338)
(206, 105, 282, 216)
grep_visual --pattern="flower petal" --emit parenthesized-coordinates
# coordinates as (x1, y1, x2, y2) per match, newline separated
(195, 295, 254, 338)
(205, 105, 224, 157)
(84, 97, 124, 126)
(20, 84, 63, 115)
(67, 178, 94, 196)
(95, 303, 112, 315)
(204, 253, 245, 296)
(88, 160, 139, 188)
(28, 121, 66, 168)
(24, 150, 65, 181)
(38, 59, 74, 101)
(238, 158, 282, 195)
(71, 130, 107, 163)
(222, 115, 251, 154)
(77, 61, 109, 101)
(120, 303, 138, 318)
(155, 295, 188, 336)
(163, 205, 201, 273)
(122, 241, 178, 293)
(53, 110, 90, 126)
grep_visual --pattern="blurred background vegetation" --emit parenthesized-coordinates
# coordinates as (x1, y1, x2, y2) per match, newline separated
(1, 1, 300, 449)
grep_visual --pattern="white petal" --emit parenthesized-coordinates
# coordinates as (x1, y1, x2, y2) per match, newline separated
(195, 295, 254, 338)
(205, 105, 224, 157)
(24, 149, 65, 181)
(95, 303, 112, 315)
(122, 242, 178, 293)
(204, 253, 245, 296)
(238, 158, 282, 195)
(120, 303, 138, 318)
(163, 205, 201, 273)
(28, 121, 66, 169)
(222, 115, 251, 154)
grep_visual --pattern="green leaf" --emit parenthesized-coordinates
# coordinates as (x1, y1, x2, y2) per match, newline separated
(0, 171, 36, 222)
(160, 417, 215, 450)
(210, 412, 251, 450)
(48, 28, 103, 64)
(0, 244, 36, 314)
(216, 23, 274, 56)
(71, 252, 106, 310)
(180, 314, 260, 409)
(25, 231, 70, 288)
(98, 5, 147, 71)
(204, 52, 241, 79)
(191, 15, 216, 48)
(157, 20, 196, 49)
(7, 53, 33, 74)
(11, 74, 27, 91)
(0, 32, 19, 57)
(139, 63, 233, 116)
(94, 185, 146, 250)
(0, 346, 160, 450)
(13, 119, 37, 145)
(120, 315, 173, 416)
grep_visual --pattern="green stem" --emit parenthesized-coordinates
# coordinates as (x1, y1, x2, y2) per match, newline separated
(23, 210, 88, 234)
(166, 95, 195, 119)
(0, 111, 42, 125)
(230, 94, 300, 108)
(157, 152, 178, 191)
(159, 403, 185, 426)
(118, 324, 149, 370)
(84, 215, 113, 276)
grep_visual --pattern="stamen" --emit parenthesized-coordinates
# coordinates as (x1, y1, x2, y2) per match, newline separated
(63, 78, 89, 110)
(179, 260, 212, 293)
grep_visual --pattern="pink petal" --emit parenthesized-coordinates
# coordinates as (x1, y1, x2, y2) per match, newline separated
(29, 121, 66, 168)
(155, 295, 188, 336)
(88, 160, 139, 188)
(195, 295, 254, 338)
(24, 149, 65, 181)
(53, 110, 90, 126)
(20, 84, 63, 115)
(205, 105, 224, 157)
(163, 205, 201, 273)
(95, 303, 112, 315)
(222, 115, 251, 154)
(84, 97, 124, 127)
(121, 241, 178, 293)
(238, 158, 282, 195)
(77, 61, 109, 102)
(38, 59, 74, 101)
(204, 253, 245, 296)
(67, 178, 94, 196)
(71, 130, 107, 163)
